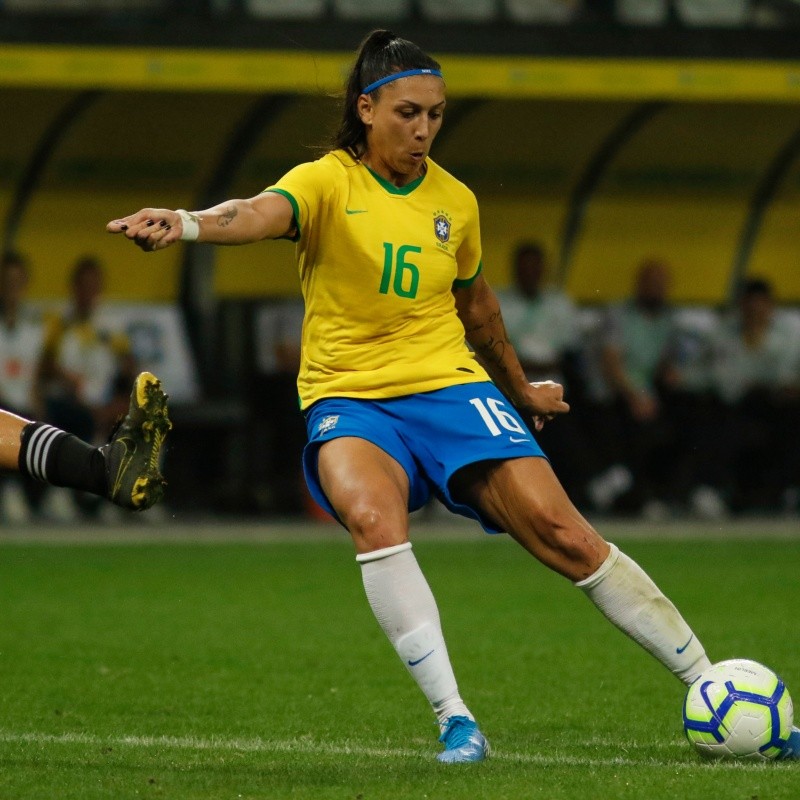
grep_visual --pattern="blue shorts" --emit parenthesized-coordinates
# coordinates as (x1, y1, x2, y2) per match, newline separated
(302, 382, 547, 533)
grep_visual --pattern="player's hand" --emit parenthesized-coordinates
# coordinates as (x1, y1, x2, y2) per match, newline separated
(517, 380, 570, 431)
(106, 208, 184, 252)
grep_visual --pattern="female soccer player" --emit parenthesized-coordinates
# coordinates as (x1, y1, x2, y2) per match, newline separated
(106, 30, 798, 763)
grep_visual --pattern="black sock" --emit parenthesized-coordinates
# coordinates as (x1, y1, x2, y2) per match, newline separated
(18, 422, 107, 496)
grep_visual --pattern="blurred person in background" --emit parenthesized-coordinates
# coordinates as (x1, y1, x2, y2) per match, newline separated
(497, 241, 592, 506)
(39, 255, 136, 442)
(0, 251, 47, 521)
(704, 278, 800, 514)
(597, 257, 677, 518)
(657, 303, 727, 519)
(37, 255, 137, 519)
(110, 28, 800, 764)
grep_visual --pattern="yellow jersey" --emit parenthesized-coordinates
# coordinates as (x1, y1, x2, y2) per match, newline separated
(265, 149, 490, 409)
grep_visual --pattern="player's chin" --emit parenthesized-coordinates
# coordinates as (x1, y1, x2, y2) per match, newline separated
(408, 150, 428, 167)
(395, 150, 426, 172)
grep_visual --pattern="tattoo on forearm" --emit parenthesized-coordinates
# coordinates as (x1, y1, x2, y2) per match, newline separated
(468, 309, 511, 375)
(217, 205, 238, 228)
(475, 336, 510, 374)
(464, 309, 502, 334)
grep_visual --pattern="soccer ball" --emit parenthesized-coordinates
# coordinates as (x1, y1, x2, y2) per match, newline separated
(683, 659, 794, 760)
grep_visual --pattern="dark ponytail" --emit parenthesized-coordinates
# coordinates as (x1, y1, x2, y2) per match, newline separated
(331, 29, 441, 159)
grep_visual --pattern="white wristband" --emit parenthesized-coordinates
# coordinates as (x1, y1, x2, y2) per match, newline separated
(176, 209, 200, 242)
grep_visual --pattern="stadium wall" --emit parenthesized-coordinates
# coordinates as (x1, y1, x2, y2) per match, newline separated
(2, 46, 800, 307)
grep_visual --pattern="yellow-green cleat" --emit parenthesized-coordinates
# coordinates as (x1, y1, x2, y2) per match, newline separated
(102, 372, 172, 510)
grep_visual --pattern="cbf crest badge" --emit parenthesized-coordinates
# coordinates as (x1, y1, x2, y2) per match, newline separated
(433, 209, 452, 244)
(317, 415, 339, 435)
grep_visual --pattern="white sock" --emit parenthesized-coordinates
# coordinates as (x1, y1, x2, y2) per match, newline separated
(358, 542, 472, 726)
(576, 543, 712, 685)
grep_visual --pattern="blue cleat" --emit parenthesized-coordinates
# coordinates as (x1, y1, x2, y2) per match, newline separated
(436, 716, 490, 763)
(779, 726, 800, 760)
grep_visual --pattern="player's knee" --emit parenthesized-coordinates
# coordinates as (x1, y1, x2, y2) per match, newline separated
(345, 500, 407, 553)
(341, 500, 389, 540)
(553, 529, 607, 577)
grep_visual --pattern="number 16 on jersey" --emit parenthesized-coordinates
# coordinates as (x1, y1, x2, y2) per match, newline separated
(380, 242, 421, 299)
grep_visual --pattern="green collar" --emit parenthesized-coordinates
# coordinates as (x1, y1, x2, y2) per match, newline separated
(364, 162, 426, 196)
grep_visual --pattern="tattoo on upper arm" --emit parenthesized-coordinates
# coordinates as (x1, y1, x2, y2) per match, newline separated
(217, 205, 238, 227)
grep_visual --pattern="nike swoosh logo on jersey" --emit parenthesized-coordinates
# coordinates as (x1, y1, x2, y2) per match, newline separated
(676, 634, 694, 654)
(345, 208, 368, 215)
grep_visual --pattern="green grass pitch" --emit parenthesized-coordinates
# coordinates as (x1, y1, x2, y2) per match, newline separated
(0, 521, 798, 799)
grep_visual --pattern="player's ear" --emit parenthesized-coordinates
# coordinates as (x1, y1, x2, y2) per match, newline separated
(357, 94, 374, 127)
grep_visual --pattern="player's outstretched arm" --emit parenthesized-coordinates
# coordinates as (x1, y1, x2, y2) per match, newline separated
(106, 192, 296, 252)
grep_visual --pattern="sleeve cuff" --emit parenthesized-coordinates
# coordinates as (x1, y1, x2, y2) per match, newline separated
(453, 260, 482, 289)
(262, 188, 301, 242)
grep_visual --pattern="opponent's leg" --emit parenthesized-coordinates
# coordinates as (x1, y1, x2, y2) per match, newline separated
(11, 372, 170, 511)
(0, 410, 31, 471)
(317, 437, 488, 762)
(452, 457, 711, 685)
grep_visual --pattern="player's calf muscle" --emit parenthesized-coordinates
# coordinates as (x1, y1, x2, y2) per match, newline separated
(461, 461, 607, 579)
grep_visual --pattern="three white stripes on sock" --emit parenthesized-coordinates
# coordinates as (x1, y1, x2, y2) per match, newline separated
(24, 424, 63, 482)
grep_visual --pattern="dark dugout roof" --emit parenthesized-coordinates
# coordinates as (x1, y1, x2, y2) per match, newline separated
(1, 11, 800, 60)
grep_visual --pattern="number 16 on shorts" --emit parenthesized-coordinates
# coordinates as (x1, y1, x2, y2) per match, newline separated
(469, 397, 529, 440)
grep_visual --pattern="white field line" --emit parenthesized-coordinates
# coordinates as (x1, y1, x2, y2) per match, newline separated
(0, 730, 775, 771)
